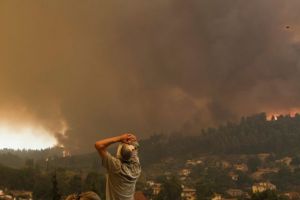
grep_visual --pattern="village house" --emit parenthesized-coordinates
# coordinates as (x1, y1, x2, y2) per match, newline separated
(228, 171, 239, 181)
(283, 192, 300, 200)
(221, 161, 231, 169)
(276, 157, 292, 166)
(211, 194, 222, 200)
(257, 153, 271, 162)
(10, 190, 32, 200)
(0, 195, 13, 200)
(216, 161, 231, 169)
(181, 187, 196, 200)
(185, 159, 203, 167)
(211, 194, 237, 200)
(257, 167, 279, 173)
(0, 189, 14, 200)
(152, 183, 162, 195)
(179, 168, 191, 181)
(226, 189, 243, 197)
(233, 163, 248, 172)
(252, 182, 276, 193)
(179, 168, 191, 177)
(251, 167, 279, 180)
(0, 190, 32, 200)
(146, 180, 155, 187)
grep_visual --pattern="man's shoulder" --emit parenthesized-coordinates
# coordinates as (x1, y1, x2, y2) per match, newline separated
(102, 152, 122, 172)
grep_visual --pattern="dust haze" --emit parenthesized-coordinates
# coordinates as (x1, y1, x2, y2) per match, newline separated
(1, 0, 300, 153)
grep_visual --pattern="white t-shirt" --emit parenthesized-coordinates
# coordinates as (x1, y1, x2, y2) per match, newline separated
(102, 152, 141, 200)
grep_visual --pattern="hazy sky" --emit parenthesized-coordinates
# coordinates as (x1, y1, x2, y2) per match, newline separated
(1, 0, 300, 153)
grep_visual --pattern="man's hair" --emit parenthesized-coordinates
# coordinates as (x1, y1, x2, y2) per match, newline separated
(121, 144, 134, 161)
(117, 143, 136, 162)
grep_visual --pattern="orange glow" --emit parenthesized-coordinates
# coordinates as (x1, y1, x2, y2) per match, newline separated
(267, 108, 300, 121)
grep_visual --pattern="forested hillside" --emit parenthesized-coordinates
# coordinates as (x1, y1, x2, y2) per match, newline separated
(1, 113, 300, 168)
(140, 113, 300, 164)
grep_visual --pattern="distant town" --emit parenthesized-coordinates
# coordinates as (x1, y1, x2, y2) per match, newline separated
(142, 153, 299, 200)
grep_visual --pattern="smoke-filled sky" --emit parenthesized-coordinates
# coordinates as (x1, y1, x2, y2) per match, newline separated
(1, 0, 300, 153)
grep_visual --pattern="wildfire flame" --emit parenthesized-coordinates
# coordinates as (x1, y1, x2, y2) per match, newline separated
(266, 108, 300, 121)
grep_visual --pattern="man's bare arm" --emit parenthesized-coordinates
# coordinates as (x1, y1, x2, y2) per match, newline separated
(94, 133, 136, 158)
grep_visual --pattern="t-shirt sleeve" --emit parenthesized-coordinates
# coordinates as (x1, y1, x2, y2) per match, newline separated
(102, 152, 121, 173)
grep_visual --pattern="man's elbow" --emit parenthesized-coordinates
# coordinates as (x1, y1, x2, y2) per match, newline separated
(94, 142, 105, 150)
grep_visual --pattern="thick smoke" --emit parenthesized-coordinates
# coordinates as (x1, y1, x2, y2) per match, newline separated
(1, 0, 300, 153)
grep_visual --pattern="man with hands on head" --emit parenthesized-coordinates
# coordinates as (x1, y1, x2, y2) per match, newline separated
(95, 133, 141, 200)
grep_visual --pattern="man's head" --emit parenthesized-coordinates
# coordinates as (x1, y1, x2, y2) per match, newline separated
(116, 142, 139, 162)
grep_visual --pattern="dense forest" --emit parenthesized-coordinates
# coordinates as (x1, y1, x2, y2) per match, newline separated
(140, 113, 300, 164)
(0, 163, 106, 200)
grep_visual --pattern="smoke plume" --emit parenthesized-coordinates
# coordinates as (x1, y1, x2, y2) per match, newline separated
(1, 0, 300, 153)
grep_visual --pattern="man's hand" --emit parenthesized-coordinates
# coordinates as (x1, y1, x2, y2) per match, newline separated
(119, 133, 137, 144)
(95, 133, 137, 159)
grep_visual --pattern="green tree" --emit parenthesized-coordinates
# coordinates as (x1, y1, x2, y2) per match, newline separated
(69, 174, 83, 194)
(52, 172, 61, 200)
(196, 181, 216, 200)
(33, 174, 52, 200)
(195, 167, 233, 200)
(247, 157, 261, 172)
(236, 171, 253, 187)
(266, 165, 292, 190)
(155, 176, 182, 200)
(291, 155, 300, 165)
(83, 172, 105, 199)
(25, 158, 34, 169)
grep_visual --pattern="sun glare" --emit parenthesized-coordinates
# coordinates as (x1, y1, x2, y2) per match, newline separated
(0, 125, 57, 150)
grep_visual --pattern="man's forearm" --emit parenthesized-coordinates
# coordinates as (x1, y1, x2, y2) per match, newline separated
(94, 133, 136, 153)
(95, 136, 121, 150)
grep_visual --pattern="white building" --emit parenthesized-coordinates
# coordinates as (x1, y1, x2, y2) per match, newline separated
(181, 188, 196, 200)
(226, 189, 243, 197)
(10, 190, 32, 200)
(276, 157, 292, 166)
(146, 180, 155, 187)
(152, 183, 162, 195)
(228, 172, 239, 181)
(186, 159, 203, 167)
(233, 163, 248, 172)
(211, 194, 222, 200)
(252, 182, 276, 193)
(179, 168, 191, 177)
